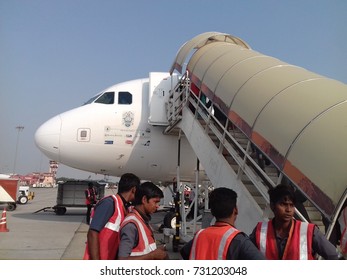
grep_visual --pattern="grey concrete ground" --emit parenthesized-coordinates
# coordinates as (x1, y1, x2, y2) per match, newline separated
(0, 187, 182, 260)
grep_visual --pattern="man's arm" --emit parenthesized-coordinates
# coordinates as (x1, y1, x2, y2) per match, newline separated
(87, 229, 100, 260)
(118, 246, 167, 260)
(312, 227, 339, 260)
(229, 232, 266, 260)
(87, 197, 115, 259)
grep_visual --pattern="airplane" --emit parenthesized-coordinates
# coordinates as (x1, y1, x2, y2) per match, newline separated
(34, 72, 201, 183)
(35, 32, 347, 241)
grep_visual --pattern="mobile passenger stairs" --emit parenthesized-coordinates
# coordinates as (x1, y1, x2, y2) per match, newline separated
(164, 72, 325, 243)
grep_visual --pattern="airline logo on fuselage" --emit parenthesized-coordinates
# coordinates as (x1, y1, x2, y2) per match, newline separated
(122, 111, 134, 127)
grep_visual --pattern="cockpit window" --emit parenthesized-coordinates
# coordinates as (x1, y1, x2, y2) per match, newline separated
(95, 92, 115, 104)
(118, 92, 132, 105)
(83, 93, 102, 105)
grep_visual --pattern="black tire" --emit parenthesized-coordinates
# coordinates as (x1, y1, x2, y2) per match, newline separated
(163, 211, 176, 228)
(18, 196, 28, 204)
(6, 203, 16, 211)
(55, 206, 67, 215)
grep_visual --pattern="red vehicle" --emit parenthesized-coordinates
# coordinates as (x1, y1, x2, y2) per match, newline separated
(0, 178, 19, 211)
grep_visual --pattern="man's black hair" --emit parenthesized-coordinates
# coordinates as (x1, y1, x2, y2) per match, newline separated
(118, 173, 140, 193)
(209, 187, 237, 219)
(269, 184, 296, 205)
(134, 181, 163, 205)
(88, 182, 93, 188)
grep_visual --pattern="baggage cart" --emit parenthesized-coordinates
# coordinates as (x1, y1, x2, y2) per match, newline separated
(53, 180, 105, 215)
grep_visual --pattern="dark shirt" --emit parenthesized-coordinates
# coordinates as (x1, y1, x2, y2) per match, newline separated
(89, 194, 128, 232)
(180, 231, 266, 260)
(89, 196, 114, 232)
(249, 221, 339, 260)
(118, 223, 139, 257)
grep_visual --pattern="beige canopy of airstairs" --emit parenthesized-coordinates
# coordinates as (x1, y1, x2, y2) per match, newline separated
(166, 32, 347, 237)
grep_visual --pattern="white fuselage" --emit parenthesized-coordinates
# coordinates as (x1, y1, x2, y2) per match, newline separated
(35, 73, 198, 182)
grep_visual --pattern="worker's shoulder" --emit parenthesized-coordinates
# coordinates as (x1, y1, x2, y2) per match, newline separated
(231, 231, 255, 246)
(99, 194, 116, 202)
(234, 231, 249, 240)
(95, 195, 115, 209)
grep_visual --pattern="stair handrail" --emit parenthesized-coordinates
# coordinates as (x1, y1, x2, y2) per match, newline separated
(167, 74, 315, 224)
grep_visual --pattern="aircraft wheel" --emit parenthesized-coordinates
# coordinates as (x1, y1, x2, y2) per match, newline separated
(18, 196, 28, 204)
(55, 206, 67, 215)
(163, 211, 176, 229)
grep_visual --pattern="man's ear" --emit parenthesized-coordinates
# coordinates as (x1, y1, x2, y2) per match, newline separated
(131, 186, 136, 194)
(141, 195, 148, 204)
(234, 206, 238, 216)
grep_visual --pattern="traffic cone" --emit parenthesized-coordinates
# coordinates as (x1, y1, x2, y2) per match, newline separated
(0, 209, 9, 232)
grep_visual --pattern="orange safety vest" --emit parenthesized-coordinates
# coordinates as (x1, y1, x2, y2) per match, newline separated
(189, 222, 240, 260)
(338, 207, 347, 255)
(83, 194, 126, 260)
(255, 219, 315, 260)
(120, 209, 156, 256)
(85, 188, 97, 205)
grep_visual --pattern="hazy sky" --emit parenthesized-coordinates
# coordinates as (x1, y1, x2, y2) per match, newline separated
(1, 0, 346, 181)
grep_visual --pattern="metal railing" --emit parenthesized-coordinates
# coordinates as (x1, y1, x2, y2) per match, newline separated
(166, 74, 313, 224)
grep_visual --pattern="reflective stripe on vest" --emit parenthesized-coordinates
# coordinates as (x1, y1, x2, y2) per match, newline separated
(189, 229, 203, 260)
(85, 188, 96, 205)
(103, 195, 122, 232)
(217, 227, 239, 259)
(89, 195, 122, 232)
(257, 220, 313, 260)
(190, 225, 239, 260)
(299, 222, 308, 259)
(122, 212, 156, 256)
(259, 222, 268, 256)
(83, 194, 125, 260)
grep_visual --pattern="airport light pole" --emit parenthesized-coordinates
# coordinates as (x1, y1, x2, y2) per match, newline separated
(13, 125, 24, 175)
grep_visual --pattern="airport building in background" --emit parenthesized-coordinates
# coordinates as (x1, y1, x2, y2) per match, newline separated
(10, 160, 58, 187)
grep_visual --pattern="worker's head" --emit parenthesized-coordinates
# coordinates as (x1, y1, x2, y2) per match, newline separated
(269, 184, 296, 205)
(88, 182, 94, 189)
(209, 187, 238, 220)
(134, 182, 163, 214)
(269, 184, 296, 222)
(118, 173, 140, 196)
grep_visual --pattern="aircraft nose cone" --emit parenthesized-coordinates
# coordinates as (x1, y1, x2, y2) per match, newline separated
(35, 115, 61, 161)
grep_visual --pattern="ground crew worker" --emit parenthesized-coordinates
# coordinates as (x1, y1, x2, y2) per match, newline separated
(249, 184, 339, 260)
(117, 182, 168, 260)
(83, 173, 140, 260)
(85, 182, 97, 225)
(180, 187, 266, 260)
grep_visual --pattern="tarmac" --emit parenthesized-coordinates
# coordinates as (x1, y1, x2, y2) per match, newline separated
(0, 187, 182, 260)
